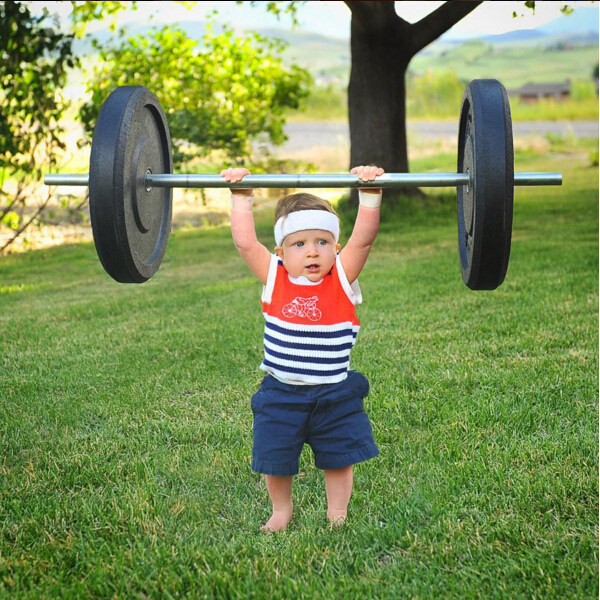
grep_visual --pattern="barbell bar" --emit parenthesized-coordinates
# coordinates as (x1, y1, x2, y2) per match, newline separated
(44, 171, 562, 189)
(43, 80, 563, 289)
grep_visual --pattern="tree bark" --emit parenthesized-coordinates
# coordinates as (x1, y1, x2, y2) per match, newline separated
(344, 1, 483, 206)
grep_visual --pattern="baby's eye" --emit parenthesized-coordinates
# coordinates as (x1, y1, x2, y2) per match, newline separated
(294, 241, 304, 248)
(317, 239, 328, 246)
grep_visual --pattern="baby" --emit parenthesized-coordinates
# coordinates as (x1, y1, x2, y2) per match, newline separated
(221, 165, 384, 531)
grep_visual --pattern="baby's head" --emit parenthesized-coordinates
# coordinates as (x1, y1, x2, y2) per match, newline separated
(273, 193, 341, 282)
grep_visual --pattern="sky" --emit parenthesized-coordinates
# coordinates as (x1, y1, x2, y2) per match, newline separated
(70, 0, 598, 40)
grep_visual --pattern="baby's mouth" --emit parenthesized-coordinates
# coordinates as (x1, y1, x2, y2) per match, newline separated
(305, 264, 320, 272)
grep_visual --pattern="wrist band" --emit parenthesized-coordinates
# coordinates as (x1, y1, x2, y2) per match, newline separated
(230, 193, 254, 211)
(358, 189, 382, 208)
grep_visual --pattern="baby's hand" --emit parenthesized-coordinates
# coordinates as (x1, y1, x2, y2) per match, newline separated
(221, 167, 253, 209)
(351, 165, 384, 193)
(220, 167, 251, 184)
(220, 167, 253, 200)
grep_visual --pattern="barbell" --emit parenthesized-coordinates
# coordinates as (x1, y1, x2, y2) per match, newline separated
(44, 79, 562, 290)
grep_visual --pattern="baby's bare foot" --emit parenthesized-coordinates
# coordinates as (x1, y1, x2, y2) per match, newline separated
(260, 505, 293, 532)
(327, 509, 348, 527)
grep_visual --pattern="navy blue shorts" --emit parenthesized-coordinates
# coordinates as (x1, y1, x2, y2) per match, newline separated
(250, 370, 379, 476)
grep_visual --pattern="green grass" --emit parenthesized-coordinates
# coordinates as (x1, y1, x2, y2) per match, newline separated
(0, 148, 598, 598)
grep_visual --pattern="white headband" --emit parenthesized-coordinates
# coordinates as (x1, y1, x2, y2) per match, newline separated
(274, 210, 340, 246)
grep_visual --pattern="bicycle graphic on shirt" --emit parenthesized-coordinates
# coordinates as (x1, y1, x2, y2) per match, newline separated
(282, 296, 322, 321)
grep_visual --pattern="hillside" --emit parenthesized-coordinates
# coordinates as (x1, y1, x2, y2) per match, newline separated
(409, 39, 598, 88)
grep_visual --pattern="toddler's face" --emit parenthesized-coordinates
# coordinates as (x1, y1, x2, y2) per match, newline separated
(275, 229, 340, 282)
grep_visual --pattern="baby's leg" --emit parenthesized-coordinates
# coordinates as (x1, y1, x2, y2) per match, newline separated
(324, 465, 353, 525)
(261, 475, 294, 532)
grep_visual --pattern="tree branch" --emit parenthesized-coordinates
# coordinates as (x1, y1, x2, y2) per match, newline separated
(409, 1, 483, 57)
(344, 1, 408, 28)
(0, 190, 52, 255)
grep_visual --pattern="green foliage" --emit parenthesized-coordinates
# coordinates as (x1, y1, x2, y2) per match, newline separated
(242, 0, 306, 26)
(0, 1, 76, 251)
(512, 1, 573, 18)
(0, 210, 19, 230)
(290, 84, 348, 122)
(570, 79, 597, 101)
(509, 95, 598, 120)
(402, 70, 599, 122)
(69, 0, 138, 35)
(68, 1, 198, 34)
(0, 1, 74, 172)
(406, 70, 465, 119)
(80, 23, 312, 161)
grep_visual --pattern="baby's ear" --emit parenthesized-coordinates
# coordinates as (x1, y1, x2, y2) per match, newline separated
(274, 246, 284, 259)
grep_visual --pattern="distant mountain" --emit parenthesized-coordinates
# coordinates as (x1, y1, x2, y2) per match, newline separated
(476, 27, 598, 46)
(441, 5, 599, 42)
(537, 6, 599, 36)
(471, 6, 600, 46)
(479, 29, 547, 44)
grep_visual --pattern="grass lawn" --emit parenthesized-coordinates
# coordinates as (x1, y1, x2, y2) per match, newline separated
(0, 147, 598, 598)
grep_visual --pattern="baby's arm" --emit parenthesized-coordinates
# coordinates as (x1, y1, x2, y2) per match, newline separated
(221, 167, 271, 285)
(339, 165, 384, 284)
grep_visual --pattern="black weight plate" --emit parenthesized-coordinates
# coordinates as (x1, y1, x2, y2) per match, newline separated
(457, 79, 514, 290)
(89, 86, 172, 283)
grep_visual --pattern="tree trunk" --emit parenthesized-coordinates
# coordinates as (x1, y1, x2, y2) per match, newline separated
(344, 1, 483, 207)
(347, 2, 411, 206)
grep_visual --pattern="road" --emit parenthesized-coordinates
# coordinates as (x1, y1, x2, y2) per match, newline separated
(273, 121, 599, 152)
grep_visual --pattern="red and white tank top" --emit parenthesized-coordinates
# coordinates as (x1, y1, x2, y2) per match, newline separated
(260, 254, 362, 385)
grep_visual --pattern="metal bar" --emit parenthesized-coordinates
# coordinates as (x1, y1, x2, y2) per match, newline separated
(45, 174, 90, 186)
(148, 173, 470, 188)
(513, 172, 563, 186)
(44, 171, 563, 188)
